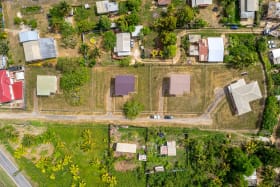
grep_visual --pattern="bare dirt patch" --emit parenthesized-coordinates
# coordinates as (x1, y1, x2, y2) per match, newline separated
(25, 143, 54, 162)
(114, 160, 137, 172)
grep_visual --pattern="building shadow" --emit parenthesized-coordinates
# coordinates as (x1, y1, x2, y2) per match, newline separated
(162, 77, 170, 97)
(110, 78, 115, 97)
(223, 86, 236, 116)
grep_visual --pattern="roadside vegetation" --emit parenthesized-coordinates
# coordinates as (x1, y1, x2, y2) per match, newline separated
(225, 34, 258, 68)
(1, 122, 280, 186)
(219, 0, 239, 24)
(56, 58, 90, 106)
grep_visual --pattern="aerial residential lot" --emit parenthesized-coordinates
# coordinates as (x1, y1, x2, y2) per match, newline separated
(23, 63, 265, 129)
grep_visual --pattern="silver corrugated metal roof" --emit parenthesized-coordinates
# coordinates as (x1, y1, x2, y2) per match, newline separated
(207, 37, 224, 62)
(39, 38, 57, 59)
(116, 33, 131, 56)
(19, 31, 39, 43)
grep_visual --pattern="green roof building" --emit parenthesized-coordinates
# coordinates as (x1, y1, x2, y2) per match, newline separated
(37, 75, 57, 96)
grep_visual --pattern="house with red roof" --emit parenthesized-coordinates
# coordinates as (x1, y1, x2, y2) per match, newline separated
(0, 69, 24, 105)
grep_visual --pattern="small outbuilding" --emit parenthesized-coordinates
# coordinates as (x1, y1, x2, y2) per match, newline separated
(114, 75, 135, 96)
(158, 0, 171, 6)
(154, 166, 165, 172)
(116, 143, 137, 153)
(167, 141, 176, 156)
(36, 75, 57, 96)
(190, 0, 212, 7)
(131, 25, 143, 38)
(270, 48, 280, 64)
(160, 145, 168, 155)
(169, 74, 190, 96)
(138, 154, 147, 161)
(244, 170, 257, 187)
(19, 31, 39, 43)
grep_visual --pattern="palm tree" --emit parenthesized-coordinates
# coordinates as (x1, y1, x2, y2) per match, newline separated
(59, 1, 71, 17)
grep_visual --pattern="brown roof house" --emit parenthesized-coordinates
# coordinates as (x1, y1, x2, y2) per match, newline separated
(158, 0, 171, 6)
(169, 74, 191, 96)
(114, 75, 135, 96)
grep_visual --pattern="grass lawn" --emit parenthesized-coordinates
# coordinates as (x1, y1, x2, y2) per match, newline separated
(113, 171, 145, 187)
(9, 122, 109, 187)
(0, 166, 17, 187)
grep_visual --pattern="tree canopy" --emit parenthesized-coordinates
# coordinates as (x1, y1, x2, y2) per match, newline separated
(103, 31, 116, 51)
(123, 99, 144, 119)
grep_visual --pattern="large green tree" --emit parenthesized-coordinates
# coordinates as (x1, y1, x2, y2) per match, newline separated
(103, 31, 116, 51)
(98, 15, 111, 31)
(123, 99, 143, 120)
(176, 6, 195, 27)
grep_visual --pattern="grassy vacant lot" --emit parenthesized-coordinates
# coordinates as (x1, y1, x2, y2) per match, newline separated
(3, 122, 109, 186)
(0, 166, 17, 187)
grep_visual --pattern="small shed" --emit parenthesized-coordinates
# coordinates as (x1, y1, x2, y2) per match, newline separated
(131, 25, 143, 37)
(270, 48, 280, 64)
(160, 145, 168, 155)
(116, 143, 137, 153)
(154, 166, 165, 172)
(0, 55, 7, 69)
(167, 141, 176, 156)
(169, 74, 191, 96)
(19, 31, 39, 43)
(114, 75, 135, 96)
(158, 0, 171, 6)
(244, 170, 257, 187)
(15, 72, 24, 80)
(138, 154, 147, 161)
(189, 34, 201, 43)
(36, 75, 57, 96)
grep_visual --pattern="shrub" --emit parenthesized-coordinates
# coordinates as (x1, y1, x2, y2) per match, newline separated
(123, 99, 144, 120)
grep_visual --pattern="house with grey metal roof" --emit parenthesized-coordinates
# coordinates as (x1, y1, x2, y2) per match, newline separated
(19, 31, 39, 43)
(114, 33, 131, 56)
(207, 37, 224, 62)
(240, 0, 258, 22)
(37, 75, 57, 96)
(22, 38, 57, 62)
(190, 0, 212, 7)
(114, 75, 135, 96)
(169, 74, 190, 96)
(227, 79, 262, 116)
(96, 0, 118, 14)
